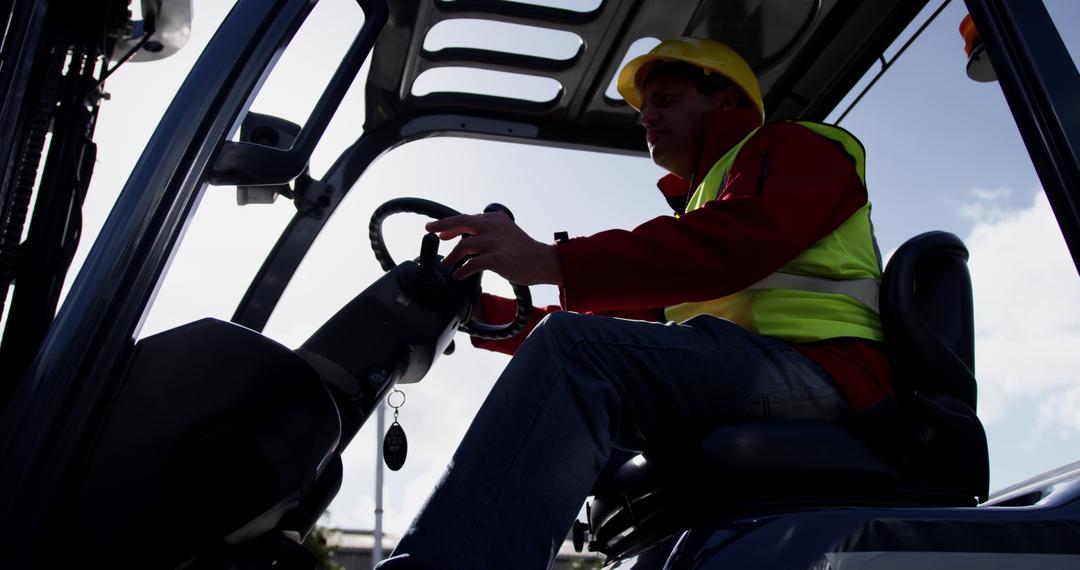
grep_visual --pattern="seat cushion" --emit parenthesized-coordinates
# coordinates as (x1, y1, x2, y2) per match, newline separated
(595, 422, 898, 510)
(587, 422, 904, 558)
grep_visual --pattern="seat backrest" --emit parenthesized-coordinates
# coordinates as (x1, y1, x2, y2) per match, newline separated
(880, 231, 989, 500)
(880, 231, 976, 409)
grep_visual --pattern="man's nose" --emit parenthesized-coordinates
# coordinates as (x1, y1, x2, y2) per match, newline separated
(640, 106, 660, 128)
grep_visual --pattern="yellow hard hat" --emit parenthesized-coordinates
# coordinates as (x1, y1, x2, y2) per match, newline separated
(617, 37, 764, 119)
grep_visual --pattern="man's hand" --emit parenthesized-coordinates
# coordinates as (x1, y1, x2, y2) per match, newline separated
(425, 211, 563, 286)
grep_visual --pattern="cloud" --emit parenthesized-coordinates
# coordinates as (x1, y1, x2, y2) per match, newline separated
(961, 189, 1080, 430)
(1037, 385, 1080, 437)
(971, 187, 1013, 201)
(959, 186, 1014, 224)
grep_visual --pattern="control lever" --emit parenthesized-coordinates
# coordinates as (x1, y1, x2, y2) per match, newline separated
(418, 231, 461, 356)
(416, 232, 443, 288)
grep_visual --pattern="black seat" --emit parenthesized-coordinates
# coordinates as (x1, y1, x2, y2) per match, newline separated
(583, 232, 990, 559)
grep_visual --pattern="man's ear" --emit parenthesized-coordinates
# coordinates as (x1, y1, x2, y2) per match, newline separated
(712, 86, 741, 111)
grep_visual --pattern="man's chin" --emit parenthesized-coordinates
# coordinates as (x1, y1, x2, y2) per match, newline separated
(648, 145, 664, 163)
(649, 149, 674, 172)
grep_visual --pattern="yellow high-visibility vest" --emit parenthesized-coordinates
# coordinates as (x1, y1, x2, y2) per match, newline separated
(664, 122, 883, 343)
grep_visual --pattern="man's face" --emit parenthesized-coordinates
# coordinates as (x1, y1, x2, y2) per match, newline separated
(639, 74, 726, 178)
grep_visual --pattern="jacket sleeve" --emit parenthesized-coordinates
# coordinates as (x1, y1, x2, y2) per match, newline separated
(555, 122, 869, 313)
(469, 294, 558, 355)
(469, 293, 662, 355)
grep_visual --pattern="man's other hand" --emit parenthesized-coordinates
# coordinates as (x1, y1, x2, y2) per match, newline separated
(426, 211, 563, 286)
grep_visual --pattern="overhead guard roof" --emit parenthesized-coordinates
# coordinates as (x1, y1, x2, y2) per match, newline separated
(364, 0, 930, 154)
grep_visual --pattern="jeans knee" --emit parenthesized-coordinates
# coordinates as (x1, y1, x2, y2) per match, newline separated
(535, 310, 584, 332)
(533, 311, 593, 341)
(521, 312, 588, 357)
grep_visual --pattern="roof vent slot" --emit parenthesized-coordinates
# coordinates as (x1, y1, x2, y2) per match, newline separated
(437, 0, 603, 17)
(423, 18, 583, 69)
(412, 67, 563, 104)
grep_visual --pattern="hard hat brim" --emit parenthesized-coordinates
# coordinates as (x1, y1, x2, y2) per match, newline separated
(617, 53, 675, 110)
(615, 42, 765, 120)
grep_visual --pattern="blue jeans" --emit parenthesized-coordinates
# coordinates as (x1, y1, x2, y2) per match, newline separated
(377, 313, 848, 569)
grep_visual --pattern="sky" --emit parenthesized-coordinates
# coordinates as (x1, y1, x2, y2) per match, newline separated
(58, 0, 1080, 541)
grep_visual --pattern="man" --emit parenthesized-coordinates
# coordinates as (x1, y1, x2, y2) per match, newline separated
(378, 37, 891, 569)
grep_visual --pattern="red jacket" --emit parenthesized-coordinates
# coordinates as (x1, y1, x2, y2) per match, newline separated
(473, 107, 893, 412)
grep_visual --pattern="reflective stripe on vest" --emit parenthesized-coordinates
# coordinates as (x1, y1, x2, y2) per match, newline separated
(747, 272, 880, 313)
(665, 121, 884, 343)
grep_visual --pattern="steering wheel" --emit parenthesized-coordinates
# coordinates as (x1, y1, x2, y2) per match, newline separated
(368, 197, 533, 340)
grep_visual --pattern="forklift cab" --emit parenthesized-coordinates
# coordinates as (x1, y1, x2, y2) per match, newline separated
(0, 0, 1078, 567)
